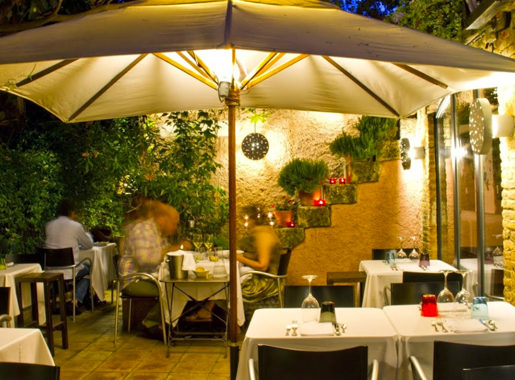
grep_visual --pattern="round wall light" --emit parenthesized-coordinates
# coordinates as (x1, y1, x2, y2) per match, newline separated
(242, 132, 269, 160)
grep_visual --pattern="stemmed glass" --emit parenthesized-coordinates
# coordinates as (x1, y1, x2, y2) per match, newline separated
(437, 270, 455, 314)
(397, 236, 407, 259)
(301, 275, 320, 323)
(454, 270, 473, 317)
(192, 233, 203, 262)
(492, 234, 503, 268)
(204, 234, 214, 253)
(408, 235, 419, 262)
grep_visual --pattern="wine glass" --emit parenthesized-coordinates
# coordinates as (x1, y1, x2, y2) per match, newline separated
(454, 270, 473, 318)
(437, 270, 455, 315)
(204, 234, 214, 253)
(301, 275, 320, 323)
(192, 233, 203, 262)
(408, 236, 419, 262)
(397, 236, 407, 259)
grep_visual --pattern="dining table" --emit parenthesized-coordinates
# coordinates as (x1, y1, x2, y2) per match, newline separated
(458, 258, 503, 297)
(0, 263, 45, 323)
(383, 301, 515, 380)
(236, 307, 399, 380)
(359, 259, 458, 308)
(79, 242, 117, 302)
(0, 328, 54, 365)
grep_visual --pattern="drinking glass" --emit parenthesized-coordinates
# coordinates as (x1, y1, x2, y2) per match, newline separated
(454, 270, 473, 318)
(192, 233, 203, 262)
(471, 296, 489, 320)
(204, 234, 214, 253)
(419, 252, 430, 269)
(397, 236, 407, 259)
(408, 236, 419, 262)
(437, 270, 455, 315)
(301, 275, 320, 323)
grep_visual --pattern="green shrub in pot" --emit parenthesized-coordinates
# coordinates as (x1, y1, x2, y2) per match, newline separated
(278, 158, 330, 196)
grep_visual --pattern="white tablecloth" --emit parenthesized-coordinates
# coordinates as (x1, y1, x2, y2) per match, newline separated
(383, 302, 515, 380)
(0, 328, 54, 366)
(360, 259, 457, 308)
(159, 254, 245, 327)
(0, 264, 45, 323)
(237, 308, 398, 380)
(79, 242, 117, 302)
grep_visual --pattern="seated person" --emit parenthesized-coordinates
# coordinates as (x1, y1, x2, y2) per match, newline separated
(119, 197, 179, 339)
(45, 198, 94, 315)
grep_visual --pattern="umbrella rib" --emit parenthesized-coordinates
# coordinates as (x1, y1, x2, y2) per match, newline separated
(16, 59, 78, 87)
(154, 53, 217, 90)
(186, 51, 218, 83)
(69, 54, 147, 121)
(393, 64, 448, 89)
(246, 54, 308, 89)
(176, 52, 216, 81)
(323, 56, 399, 117)
(240, 52, 284, 90)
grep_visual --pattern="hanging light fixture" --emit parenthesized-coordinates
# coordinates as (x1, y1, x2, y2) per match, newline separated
(242, 123, 269, 160)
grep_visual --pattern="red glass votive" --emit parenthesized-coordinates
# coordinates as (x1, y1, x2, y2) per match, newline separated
(339, 177, 346, 184)
(421, 294, 438, 317)
(287, 221, 295, 228)
(313, 199, 326, 206)
(329, 178, 336, 184)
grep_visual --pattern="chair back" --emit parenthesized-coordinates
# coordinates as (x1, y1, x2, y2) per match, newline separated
(0, 287, 9, 315)
(462, 364, 515, 380)
(0, 362, 60, 380)
(39, 247, 75, 268)
(433, 341, 515, 380)
(372, 249, 397, 261)
(402, 271, 462, 291)
(113, 254, 121, 279)
(6, 253, 45, 267)
(257, 344, 368, 380)
(284, 285, 355, 308)
(390, 281, 460, 305)
(277, 249, 292, 276)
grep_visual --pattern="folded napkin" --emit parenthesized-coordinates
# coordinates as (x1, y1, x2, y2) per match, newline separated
(166, 250, 197, 271)
(217, 249, 244, 259)
(300, 322, 334, 336)
(453, 319, 488, 333)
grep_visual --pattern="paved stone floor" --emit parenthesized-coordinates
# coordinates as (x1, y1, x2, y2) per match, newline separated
(52, 295, 236, 380)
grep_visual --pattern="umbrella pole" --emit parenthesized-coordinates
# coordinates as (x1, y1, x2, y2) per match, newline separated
(226, 90, 240, 380)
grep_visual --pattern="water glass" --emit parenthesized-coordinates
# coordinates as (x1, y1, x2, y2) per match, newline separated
(419, 252, 430, 269)
(385, 251, 396, 265)
(421, 294, 438, 317)
(471, 296, 489, 320)
(319, 301, 336, 323)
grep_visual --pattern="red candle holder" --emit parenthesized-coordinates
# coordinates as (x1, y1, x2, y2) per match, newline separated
(313, 199, 326, 206)
(287, 221, 296, 228)
(329, 178, 336, 184)
(339, 177, 346, 184)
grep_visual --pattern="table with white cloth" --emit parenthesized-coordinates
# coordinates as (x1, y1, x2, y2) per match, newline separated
(0, 328, 54, 365)
(383, 302, 515, 380)
(79, 242, 117, 302)
(236, 307, 399, 380)
(359, 259, 458, 308)
(0, 263, 46, 324)
(459, 258, 502, 297)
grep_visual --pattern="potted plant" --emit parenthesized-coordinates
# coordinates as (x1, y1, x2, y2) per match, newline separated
(272, 196, 297, 227)
(278, 158, 330, 206)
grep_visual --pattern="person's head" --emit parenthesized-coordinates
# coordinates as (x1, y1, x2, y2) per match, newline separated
(150, 201, 179, 237)
(57, 199, 76, 219)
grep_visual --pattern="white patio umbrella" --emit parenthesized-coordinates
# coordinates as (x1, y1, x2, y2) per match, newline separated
(2, 1, 515, 375)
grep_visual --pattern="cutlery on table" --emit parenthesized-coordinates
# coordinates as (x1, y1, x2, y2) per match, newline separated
(479, 319, 496, 331)
(285, 324, 291, 336)
(431, 320, 439, 332)
(436, 317, 448, 332)
(487, 319, 498, 330)
(291, 320, 298, 336)
(340, 323, 346, 333)
(333, 322, 340, 336)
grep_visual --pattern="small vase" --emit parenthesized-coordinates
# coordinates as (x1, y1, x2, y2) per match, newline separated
(298, 188, 322, 206)
(274, 210, 293, 227)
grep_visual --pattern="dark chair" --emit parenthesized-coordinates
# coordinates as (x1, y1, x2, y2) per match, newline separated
(385, 281, 460, 306)
(0, 362, 60, 380)
(486, 268, 504, 301)
(402, 271, 463, 290)
(410, 341, 515, 380)
(6, 253, 45, 267)
(241, 249, 291, 308)
(250, 344, 377, 380)
(284, 285, 355, 308)
(462, 364, 515, 380)
(326, 271, 367, 307)
(39, 247, 94, 321)
(0, 286, 12, 327)
(113, 254, 166, 344)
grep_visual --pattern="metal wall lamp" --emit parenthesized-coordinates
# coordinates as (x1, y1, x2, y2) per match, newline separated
(400, 137, 425, 170)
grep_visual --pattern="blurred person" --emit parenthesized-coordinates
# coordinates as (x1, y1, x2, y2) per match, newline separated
(119, 198, 179, 339)
(45, 198, 94, 316)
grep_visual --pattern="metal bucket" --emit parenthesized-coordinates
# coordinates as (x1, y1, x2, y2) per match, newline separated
(166, 253, 188, 279)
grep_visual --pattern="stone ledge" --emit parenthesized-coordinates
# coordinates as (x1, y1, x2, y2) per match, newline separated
(351, 160, 382, 183)
(275, 227, 305, 249)
(297, 206, 331, 228)
(324, 184, 357, 204)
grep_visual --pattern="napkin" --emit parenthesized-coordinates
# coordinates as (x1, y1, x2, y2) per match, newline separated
(166, 250, 196, 271)
(453, 319, 488, 333)
(300, 322, 334, 336)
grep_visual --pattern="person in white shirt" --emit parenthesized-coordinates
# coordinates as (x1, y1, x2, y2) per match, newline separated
(45, 199, 94, 315)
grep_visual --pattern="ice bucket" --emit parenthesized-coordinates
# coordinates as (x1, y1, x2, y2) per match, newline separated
(166, 252, 188, 279)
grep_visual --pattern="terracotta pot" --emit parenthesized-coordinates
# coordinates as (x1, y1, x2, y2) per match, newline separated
(274, 210, 293, 227)
(298, 188, 322, 206)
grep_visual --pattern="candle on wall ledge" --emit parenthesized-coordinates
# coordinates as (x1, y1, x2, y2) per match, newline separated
(329, 177, 336, 184)
(339, 177, 346, 184)
(287, 221, 296, 228)
(314, 199, 326, 206)
(244, 214, 249, 229)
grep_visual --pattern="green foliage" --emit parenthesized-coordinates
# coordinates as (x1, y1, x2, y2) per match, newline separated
(386, 0, 463, 41)
(329, 116, 397, 161)
(278, 158, 330, 196)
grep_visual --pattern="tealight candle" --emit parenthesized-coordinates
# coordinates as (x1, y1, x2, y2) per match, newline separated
(329, 177, 336, 184)
(313, 199, 326, 206)
(339, 177, 346, 184)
